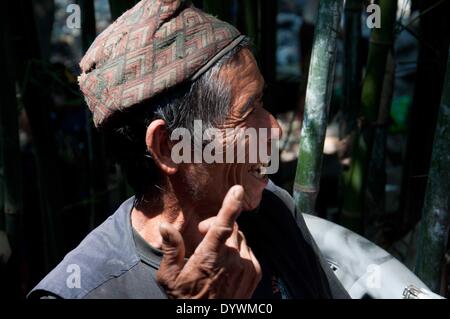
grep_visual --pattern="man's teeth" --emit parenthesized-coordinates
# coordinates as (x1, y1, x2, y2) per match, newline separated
(250, 170, 265, 179)
(260, 162, 269, 173)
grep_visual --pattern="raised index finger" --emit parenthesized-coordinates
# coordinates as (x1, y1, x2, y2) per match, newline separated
(197, 185, 244, 252)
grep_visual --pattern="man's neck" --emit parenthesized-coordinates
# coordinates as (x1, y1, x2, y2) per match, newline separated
(131, 189, 208, 257)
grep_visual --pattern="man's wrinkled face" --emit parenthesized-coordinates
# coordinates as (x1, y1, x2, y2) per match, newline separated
(177, 48, 282, 213)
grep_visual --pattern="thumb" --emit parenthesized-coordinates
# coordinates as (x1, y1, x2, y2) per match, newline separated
(157, 222, 185, 284)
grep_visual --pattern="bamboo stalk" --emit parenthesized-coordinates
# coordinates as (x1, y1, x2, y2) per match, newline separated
(293, 0, 343, 215)
(365, 52, 395, 242)
(340, 0, 363, 138)
(398, 0, 450, 239)
(415, 48, 450, 294)
(340, 0, 397, 232)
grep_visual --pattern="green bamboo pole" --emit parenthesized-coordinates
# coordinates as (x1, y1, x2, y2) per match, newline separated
(398, 0, 450, 239)
(340, 0, 397, 232)
(415, 48, 450, 293)
(293, 0, 343, 215)
(365, 52, 395, 242)
(340, 0, 363, 138)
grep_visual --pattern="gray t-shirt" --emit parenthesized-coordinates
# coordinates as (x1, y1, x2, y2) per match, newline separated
(28, 183, 349, 299)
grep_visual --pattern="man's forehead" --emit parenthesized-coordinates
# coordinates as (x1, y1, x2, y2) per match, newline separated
(222, 49, 265, 92)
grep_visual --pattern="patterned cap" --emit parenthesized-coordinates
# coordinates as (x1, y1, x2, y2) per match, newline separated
(78, 0, 244, 127)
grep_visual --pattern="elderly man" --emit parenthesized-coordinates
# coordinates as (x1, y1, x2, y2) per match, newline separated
(29, 0, 349, 299)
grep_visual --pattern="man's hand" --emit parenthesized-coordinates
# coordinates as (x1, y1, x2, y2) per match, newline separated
(156, 185, 262, 299)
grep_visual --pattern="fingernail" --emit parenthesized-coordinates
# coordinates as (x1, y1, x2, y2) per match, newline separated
(233, 185, 244, 201)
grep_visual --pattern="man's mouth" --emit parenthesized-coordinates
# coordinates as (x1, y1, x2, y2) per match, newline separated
(249, 163, 269, 181)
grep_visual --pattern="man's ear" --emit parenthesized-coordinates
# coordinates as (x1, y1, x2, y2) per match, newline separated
(145, 119, 177, 175)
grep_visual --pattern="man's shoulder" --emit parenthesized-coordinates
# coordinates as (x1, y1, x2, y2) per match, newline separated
(264, 180, 296, 213)
(263, 181, 351, 299)
(263, 180, 319, 242)
(28, 197, 140, 299)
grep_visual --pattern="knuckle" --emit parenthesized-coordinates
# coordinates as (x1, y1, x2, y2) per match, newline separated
(156, 270, 169, 285)
(163, 246, 179, 256)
